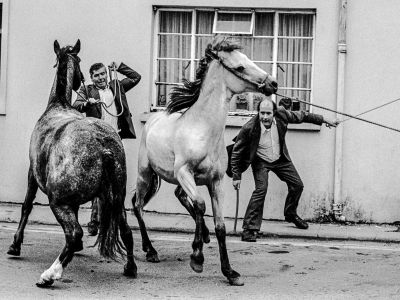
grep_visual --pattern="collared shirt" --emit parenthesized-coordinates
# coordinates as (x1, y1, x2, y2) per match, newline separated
(256, 118, 280, 163)
(98, 85, 118, 132)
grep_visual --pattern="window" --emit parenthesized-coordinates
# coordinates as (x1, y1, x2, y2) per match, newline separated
(153, 8, 314, 112)
(0, 0, 8, 115)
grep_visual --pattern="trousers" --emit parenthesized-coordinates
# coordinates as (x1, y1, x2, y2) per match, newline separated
(242, 156, 304, 231)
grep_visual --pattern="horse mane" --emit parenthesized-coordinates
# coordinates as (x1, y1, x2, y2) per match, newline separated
(166, 36, 241, 114)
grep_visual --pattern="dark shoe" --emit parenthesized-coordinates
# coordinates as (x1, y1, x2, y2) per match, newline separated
(87, 221, 99, 236)
(285, 215, 309, 230)
(241, 230, 257, 242)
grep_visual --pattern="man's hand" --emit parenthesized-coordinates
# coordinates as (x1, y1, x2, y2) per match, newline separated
(233, 180, 241, 190)
(87, 97, 99, 105)
(323, 118, 340, 128)
(108, 61, 119, 69)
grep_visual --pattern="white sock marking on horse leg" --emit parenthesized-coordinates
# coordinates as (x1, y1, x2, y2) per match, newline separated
(38, 256, 64, 283)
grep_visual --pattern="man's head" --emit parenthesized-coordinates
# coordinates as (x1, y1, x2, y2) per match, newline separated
(258, 98, 276, 129)
(89, 63, 107, 89)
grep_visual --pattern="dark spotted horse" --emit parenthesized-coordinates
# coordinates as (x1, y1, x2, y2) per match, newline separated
(7, 40, 137, 287)
(132, 36, 278, 286)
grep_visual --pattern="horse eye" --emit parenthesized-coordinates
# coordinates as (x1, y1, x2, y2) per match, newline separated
(235, 66, 245, 72)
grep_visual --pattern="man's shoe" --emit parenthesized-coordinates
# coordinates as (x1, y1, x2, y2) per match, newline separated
(87, 221, 99, 236)
(285, 215, 309, 230)
(241, 230, 257, 242)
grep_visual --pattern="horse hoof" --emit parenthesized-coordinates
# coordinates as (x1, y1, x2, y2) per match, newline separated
(228, 277, 244, 286)
(190, 260, 203, 273)
(123, 263, 137, 278)
(36, 278, 54, 288)
(7, 244, 20, 256)
(146, 252, 160, 263)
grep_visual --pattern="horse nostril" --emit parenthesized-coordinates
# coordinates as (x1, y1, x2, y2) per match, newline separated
(272, 81, 278, 88)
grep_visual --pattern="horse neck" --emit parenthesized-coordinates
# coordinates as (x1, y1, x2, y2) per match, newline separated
(182, 62, 231, 136)
(47, 62, 74, 109)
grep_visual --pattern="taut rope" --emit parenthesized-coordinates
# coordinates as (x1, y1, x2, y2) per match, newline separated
(276, 93, 400, 134)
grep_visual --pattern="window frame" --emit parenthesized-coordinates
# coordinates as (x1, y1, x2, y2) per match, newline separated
(151, 7, 315, 114)
(213, 10, 254, 35)
(0, 0, 9, 115)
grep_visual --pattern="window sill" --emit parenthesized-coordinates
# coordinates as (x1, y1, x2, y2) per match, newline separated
(139, 112, 321, 131)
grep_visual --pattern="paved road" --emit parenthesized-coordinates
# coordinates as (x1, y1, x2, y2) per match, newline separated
(1, 223, 400, 299)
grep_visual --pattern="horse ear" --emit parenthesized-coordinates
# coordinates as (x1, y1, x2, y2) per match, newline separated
(72, 39, 81, 54)
(54, 40, 60, 56)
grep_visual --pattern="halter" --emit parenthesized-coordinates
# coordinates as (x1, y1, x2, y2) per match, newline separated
(206, 49, 269, 92)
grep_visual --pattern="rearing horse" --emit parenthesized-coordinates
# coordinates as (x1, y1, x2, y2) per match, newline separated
(132, 37, 278, 286)
(7, 40, 137, 287)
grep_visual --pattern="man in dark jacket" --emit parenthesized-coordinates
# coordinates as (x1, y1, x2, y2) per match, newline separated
(231, 97, 339, 242)
(73, 61, 141, 235)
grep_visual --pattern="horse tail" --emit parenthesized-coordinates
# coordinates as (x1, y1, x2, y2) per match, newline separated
(96, 150, 126, 260)
(132, 172, 161, 209)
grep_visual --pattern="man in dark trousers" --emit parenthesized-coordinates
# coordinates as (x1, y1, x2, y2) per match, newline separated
(73, 61, 141, 235)
(231, 97, 339, 242)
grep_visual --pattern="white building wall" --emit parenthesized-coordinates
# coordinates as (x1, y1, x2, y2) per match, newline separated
(340, 0, 400, 222)
(9, 0, 396, 224)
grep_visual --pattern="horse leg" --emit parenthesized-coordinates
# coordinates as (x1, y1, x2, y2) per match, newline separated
(176, 165, 205, 273)
(133, 169, 160, 263)
(208, 180, 244, 286)
(119, 209, 137, 278)
(87, 197, 99, 236)
(8, 167, 38, 256)
(174, 186, 210, 243)
(37, 203, 83, 287)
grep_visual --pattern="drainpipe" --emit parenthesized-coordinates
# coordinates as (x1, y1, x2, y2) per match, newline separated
(333, 0, 347, 221)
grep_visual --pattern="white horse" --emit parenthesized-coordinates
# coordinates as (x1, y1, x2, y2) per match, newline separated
(132, 37, 278, 286)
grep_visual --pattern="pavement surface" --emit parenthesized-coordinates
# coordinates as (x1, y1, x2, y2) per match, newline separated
(1, 203, 400, 244)
(2, 222, 400, 299)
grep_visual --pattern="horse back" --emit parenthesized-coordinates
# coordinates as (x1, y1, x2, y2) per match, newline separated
(30, 113, 125, 201)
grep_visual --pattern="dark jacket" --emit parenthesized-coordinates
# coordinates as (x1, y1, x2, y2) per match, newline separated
(229, 107, 324, 180)
(73, 62, 141, 139)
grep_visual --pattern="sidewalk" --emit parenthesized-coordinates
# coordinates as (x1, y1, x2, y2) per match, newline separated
(1, 203, 400, 243)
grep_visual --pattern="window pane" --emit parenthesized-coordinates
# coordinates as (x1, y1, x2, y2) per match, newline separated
(230, 92, 268, 112)
(159, 11, 192, 33)
(215, 12, 252, 33)
(277, 90, 310, 111)
(277, 63, 311, 89)
(278, 38, 312, 62)
(159, 35, 191, 59)
(156, 84, 177, 106)
(253, 38, 273, 61)
(196, 11, 214, 34)
(279, 14, 313, 37)
(254, 13, 274, 36)
(195, 35, 213, 59)
(158, 59, 191, 84)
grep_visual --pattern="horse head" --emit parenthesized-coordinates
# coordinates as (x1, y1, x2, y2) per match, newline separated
(206, 36, 278, 97)
(53, 39, 83, 92)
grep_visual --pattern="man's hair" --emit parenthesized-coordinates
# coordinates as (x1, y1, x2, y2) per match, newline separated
(257, 97, 277, 112)
(89, 63, 105, 76)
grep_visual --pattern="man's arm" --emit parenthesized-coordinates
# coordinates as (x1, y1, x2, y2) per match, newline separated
(231, 126, 250, 183)
(114, 62, 141, 93)
(278, 106, 339, 127)
(72, 86, 89, 112)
